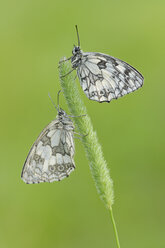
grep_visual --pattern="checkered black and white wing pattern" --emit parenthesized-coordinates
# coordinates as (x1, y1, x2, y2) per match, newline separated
(77, 52, 144, 102)
(21, 117, 75, 184)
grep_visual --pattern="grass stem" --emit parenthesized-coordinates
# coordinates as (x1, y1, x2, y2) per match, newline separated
(59, 59, 120, 247)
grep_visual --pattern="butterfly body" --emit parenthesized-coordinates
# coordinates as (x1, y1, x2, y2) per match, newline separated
(71, 44, 144, 102)
(21, 109, 75, 184)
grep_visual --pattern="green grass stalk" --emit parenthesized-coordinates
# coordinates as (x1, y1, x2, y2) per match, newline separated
(59, 59, 120, 248)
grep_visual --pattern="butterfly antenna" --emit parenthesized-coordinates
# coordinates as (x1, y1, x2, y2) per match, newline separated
(57, 90, 62, 112)
(75, 25, 80, 47)
(48, 93, 58, 112)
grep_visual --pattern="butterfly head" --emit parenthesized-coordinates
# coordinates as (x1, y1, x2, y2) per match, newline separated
(72, 45, 81, 55)
(57, 108, 72, 122)
(58, 108, 66, 117)
(71, 45, 82, 68)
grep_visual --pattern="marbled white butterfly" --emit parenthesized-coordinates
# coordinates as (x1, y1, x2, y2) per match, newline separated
(63, 26, 144, 103)
(21, 91, 77, 184)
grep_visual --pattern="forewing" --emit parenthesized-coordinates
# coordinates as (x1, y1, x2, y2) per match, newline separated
(77, 52, 144, 102)
(21, 120, 75, 184)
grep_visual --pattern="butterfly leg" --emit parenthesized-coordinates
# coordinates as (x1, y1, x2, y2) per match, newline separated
(74, 136, 82, 140)
(60, 68, 76, 78)
(58, 56, 73, 67)
(73, 73, 78, 81)
(74, 131, 88, 139)
(68, 114, 86, 118)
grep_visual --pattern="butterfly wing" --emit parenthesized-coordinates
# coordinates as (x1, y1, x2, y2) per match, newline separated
(21, 120, 75, 184)
(77, 52, 144, 102)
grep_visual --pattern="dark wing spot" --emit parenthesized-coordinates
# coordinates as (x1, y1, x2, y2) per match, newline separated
(42, 135, 51, 146)
(124, 68, 131, 76)
(110, 58, 118, 67)
(97, 60, 107, 69)
(48, 165, 55, 172)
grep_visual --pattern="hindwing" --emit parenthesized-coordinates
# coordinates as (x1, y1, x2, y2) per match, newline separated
(21, 119, 75, 184)
(77, 52, 144, 102)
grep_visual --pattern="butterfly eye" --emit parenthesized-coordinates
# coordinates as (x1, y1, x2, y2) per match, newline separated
(72, 46, 80, 55)
(59, 108, 64, 114)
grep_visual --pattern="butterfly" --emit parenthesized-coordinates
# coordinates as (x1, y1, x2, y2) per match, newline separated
(21, 91, 77, 184)
(62, 26, 144, 103)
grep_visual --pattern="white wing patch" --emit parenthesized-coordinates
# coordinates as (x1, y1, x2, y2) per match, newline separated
(21, 119, 75, 184)
(76, 52, 144, 102)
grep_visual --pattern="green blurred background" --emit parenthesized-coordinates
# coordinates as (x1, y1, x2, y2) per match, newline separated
(0, 0, 165, 247)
